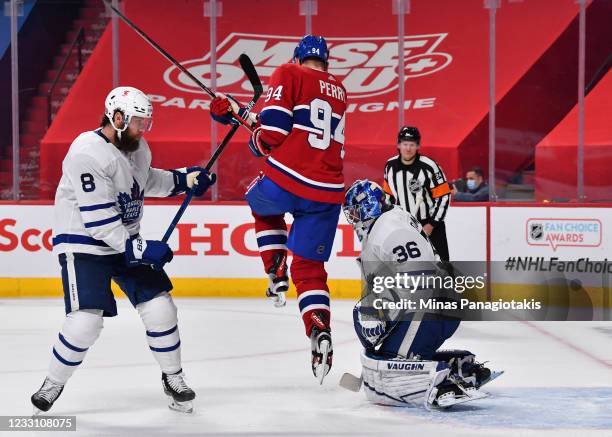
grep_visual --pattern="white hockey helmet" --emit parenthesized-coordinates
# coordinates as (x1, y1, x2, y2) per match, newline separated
(104, 86, 153, 133)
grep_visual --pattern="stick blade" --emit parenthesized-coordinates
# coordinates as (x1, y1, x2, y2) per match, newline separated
(239, 54, 263, 99)
(339, 372, 362, 392)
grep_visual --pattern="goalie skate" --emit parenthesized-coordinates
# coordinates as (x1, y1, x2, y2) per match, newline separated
(477, 370, 504, 388)
(162, 371, 196, 413)
(428, 378, 488, 409)
(266, 252, 288, 308)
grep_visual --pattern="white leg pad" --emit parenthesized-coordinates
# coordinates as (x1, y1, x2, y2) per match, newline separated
(48, 309, 104, 384)
(137, 292, 182, 374)
(360, 350, 448, 407)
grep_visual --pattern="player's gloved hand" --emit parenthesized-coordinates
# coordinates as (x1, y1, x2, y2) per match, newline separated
(248, 126, 272, 157)
(210, 95, 236, 125)
(210, 93, 258, 128)
(186, 167, 217, 197)
(125, 237, 173, 270)
(170, 166, 216, 196)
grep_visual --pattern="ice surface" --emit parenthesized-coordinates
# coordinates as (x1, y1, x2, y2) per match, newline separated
(1, 298, 611, 436)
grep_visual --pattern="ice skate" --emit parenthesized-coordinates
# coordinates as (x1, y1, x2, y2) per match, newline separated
(162, 371, 196, 413)
(266, 252, 288, 308)
(310, 312, 333, 384)
(428, 377, 488, 409)
(31, 377, 64, 415)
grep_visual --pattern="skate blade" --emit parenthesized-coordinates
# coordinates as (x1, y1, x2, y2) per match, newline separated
(437, 390, 489, 408)
(266, 290, 287, 308)
(315, 340, 331, 385)
(339, 372, 362, 392)
(478, 370, 504, 388)
(273, 292, 286, 308)
(167, 397, 194, 414)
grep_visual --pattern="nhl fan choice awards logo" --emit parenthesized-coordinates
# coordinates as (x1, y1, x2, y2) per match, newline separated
(526, 218, 602, 251)
(117, 179, 144, 225)
(163, 32, 452, 100)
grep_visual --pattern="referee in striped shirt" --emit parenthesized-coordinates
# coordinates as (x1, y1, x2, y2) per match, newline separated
(383, 126, 451, 260)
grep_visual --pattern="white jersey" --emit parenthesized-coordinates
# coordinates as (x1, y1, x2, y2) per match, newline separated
(360, 207, 437, 293)
(53, 129, 177, 256)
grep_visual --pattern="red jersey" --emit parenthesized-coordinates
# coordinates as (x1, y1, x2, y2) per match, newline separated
(257, 63, 347, 204)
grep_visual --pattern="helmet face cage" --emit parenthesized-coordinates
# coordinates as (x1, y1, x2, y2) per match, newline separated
(343, 180, 386, 227)
(105, 86, 153, 133)
(397, 126, 421, 145)
(292, 35, 329, 64)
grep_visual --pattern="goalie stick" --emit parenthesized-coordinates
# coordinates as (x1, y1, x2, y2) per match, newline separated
(102, 0, 255, 131)
(161, 54, 263, 243)
(339, 372, 363, 392)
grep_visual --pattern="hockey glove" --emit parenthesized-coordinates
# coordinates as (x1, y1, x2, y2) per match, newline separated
(248, 126, 272, 157)
(170, 166, 216, 197)
(210, 94, 258, 127)
(210, 95, 236, 125)
(125, 237, 173, 270)
(188, 169, 217, 197)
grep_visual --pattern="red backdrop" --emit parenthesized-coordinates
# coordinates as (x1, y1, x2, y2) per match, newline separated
(40, 0, 582, 199)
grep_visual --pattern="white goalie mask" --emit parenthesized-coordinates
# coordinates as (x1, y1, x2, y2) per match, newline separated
(104, 86, 153, 136)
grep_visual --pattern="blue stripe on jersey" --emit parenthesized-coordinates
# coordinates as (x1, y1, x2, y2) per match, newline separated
(293, 108, 340, 133)
(265, 159, 345, 192)
(256, 234, 287, 247)
(52, 234, 110, 247)
(149, 340, 181, 353)
(146, 325, 178, 338)
(52, 347, 82, 366)
(259, 107, 292, 132)
(298, 294, 330, 313)
(293, 108, 310, 127)
(79, 202, 116, 212)
(83, 214, 121, 229)
(58, 333, 88, 352)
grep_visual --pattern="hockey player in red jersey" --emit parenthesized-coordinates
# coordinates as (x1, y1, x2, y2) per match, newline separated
(210, 35, 347, 383)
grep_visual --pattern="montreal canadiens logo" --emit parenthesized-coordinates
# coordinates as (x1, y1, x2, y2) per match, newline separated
(163, 32, 452, 99)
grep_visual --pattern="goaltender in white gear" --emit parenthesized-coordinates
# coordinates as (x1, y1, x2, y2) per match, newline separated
(342, 179, 499, 408)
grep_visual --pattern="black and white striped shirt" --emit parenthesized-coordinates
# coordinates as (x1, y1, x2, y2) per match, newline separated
(383, 153, 451, 225)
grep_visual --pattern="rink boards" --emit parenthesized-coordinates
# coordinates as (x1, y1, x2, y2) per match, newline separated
(1, 203, 611, 304)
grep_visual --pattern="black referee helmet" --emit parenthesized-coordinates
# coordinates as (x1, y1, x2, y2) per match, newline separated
(397, 126, 421, 145)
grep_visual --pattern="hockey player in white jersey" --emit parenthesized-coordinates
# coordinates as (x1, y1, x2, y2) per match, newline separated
(343, 179, 498, 408)
(30, 87, 215, 414)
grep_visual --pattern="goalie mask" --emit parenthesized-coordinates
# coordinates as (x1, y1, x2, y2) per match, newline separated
(343, 179, 392, 241)
(105, 86, 153, 137)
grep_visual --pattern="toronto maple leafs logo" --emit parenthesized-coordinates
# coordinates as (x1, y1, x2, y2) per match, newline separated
(117, 178, 144, 224)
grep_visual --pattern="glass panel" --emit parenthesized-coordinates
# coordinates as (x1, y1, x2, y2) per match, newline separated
(35, 0, 109, 200)
(495, 0, 579, 202)
(581, 0, 611, 202)
(2, 0, 42, 199)
(213, 0, 301, 200)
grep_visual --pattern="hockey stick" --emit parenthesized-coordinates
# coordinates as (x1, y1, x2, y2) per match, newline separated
(161, 54, 263, 243)
(102, 0, 255, 132)
(339, 372, 363, 392)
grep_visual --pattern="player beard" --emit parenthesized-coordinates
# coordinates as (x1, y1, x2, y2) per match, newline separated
(117, 130, 141, 152)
